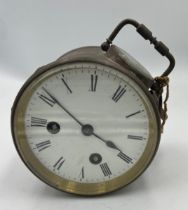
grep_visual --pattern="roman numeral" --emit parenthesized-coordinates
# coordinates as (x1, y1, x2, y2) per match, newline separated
(112, 85, 126, 102)
(90, 72, 98, 92)
(38, 93, 56, 107)
(117, 152, 132, 164)
(61, 74, 72, 94)
(126, 110, 144, 118)
(35, 140, 51, 152)
(128, 135, 143, 140)
(100, 162, 112, 177)
(79, 167, 84, 180)
(53, 156, 65, 171)
(31, 117, 47, 127)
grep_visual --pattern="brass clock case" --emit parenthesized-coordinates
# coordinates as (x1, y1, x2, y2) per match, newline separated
(11, 46, 161, 195)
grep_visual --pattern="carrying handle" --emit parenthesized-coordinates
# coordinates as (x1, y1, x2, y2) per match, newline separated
(101, 19, 175, 132)
(101, 19, 175, 78)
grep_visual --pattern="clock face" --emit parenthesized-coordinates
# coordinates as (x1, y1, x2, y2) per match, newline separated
(12, 62, 159, 194)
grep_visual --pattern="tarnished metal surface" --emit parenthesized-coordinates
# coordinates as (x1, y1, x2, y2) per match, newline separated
(56, 45, 154, 87)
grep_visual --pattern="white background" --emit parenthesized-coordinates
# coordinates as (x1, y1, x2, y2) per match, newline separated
(0, 0, 188, 210)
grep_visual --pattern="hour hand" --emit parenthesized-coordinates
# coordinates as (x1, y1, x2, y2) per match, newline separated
(92, 132, 122, 152)
(106, 140, 122, 152)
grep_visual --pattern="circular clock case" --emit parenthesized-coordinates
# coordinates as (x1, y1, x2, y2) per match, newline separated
(11, 45, 161, 195)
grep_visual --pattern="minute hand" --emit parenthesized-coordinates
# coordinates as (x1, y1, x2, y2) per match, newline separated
(42, 87, 83, 126)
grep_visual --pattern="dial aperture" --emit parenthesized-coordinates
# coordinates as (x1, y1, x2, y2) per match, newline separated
(89, 153, 102, 165)
(47, 121, 60, 134)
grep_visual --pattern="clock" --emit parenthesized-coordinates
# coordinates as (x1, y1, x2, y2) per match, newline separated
(11, 19, 175, 195)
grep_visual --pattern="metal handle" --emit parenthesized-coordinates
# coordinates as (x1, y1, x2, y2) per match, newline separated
(101, 19, 175, 77)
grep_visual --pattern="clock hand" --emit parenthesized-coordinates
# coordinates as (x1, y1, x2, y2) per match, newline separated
(43, 87, 121, 152)
(92, 132, 122, 153)
(42, 87, 83, 127)
(81, 124, 122, 152)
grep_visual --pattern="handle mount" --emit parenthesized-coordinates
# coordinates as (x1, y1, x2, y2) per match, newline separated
(101, 19, 175, 78)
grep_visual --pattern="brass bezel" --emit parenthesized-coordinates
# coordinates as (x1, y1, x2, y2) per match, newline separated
(11, 48, 161, 196)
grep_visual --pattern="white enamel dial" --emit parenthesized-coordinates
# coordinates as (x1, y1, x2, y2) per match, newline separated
(24, 62, 151, 183)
